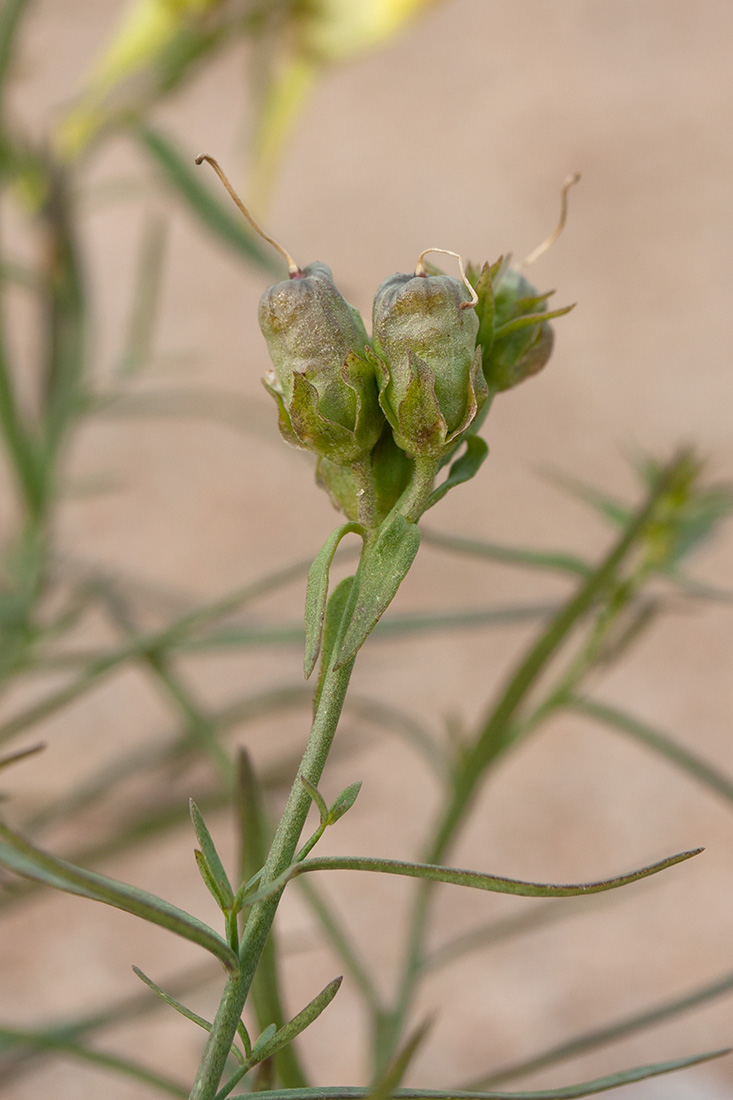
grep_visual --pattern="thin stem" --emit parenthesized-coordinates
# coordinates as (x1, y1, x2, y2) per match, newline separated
(350, 458, 378, 531)
(188, 559, 365, 1099)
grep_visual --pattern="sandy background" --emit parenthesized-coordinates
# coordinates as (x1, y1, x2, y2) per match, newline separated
(1, 1, 732, 1098)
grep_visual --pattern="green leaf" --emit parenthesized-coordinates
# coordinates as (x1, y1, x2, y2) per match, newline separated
(300, 777, 329, 826)
(0, 1023, 187, 1097)
(568, 695, 733, 805)
(422, 529, 590, 577)
(250, 976, 342, 1065)
(0, 822, 239, 973)
(294, 848, 701, 897)
(492, 305, 574, 341)
(244, 847, 701, 909)
(335, 514, 421, 669)
(425, 436, 489, 511)
(304, 523, 363, 679)
(190, 800, 234, 909)
(217, 978, 343, 1099)
(369, 1020, 431, 1100)
(465, 967, 733, 1088)
(328, 781, 362, 825)
(135, 126, 280, 275)
(225, 1048, 729, 1097)
(251, 1023, 278, 1058)
(0, 742, 44, 772)
(132, 966, 245, 1066)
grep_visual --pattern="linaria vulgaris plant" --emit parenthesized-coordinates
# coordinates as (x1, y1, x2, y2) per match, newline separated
(1, 3, 733, 1099)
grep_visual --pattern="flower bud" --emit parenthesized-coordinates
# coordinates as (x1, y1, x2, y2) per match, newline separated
(259, 263, 383, 464)
(371, 271, 486, 457)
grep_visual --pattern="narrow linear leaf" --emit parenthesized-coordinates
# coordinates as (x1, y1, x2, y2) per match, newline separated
(304, 523, 363, 679)
(0, 1025, 187, 1097)
(251, 1023, 278, 1058)
(136, 126, 279, 273)
(422, 529, 590, 578)
(225, 1048, 729, 1097)
(190, 800, 234, 908)
(493, 304, 574, 341)
(328, 782, 362, 825)
(293, 848, 702, 898)
(244, 848, 702, 908)
(217, 979, 344, 1100)
(569, 696, 733, 805)
(0, 742, 44, 771)
(0, 823, 238, 972)
(425, 436, 489, 511)
(369, 1020, 432, 1100)
(313, 576, 356, 712)
(300, 777, 329, 825)
(132, 966, 245, 1066)
(251, 976, 342, 1066)
(466, 967, 733, 1088)
(541, 468, 629, 526)
(336, 514, 421, 669)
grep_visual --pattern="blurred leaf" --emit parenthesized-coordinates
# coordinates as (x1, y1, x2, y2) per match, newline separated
(0, 1024, 186, 1096)
(116, 210, 168, 375)
(0, 821, 239, 972)
(0, 742, 44, 772)
(422, 529, 590, 577)
(569, 695, 733, 806)
(369, 1019, 431, 1100)
(465, 968, 733, 1089)
(137, 126, 280, 273)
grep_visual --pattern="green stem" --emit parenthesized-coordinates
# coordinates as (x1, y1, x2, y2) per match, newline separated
(189, 613, 358, 1099)
(398, 456, 441, 522)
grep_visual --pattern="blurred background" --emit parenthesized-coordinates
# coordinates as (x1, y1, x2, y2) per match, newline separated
(0, 1, 732, 1097)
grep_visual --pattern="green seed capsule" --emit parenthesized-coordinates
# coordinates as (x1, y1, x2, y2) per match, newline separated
(259, 263, 384, 464)
(371, 271, 486, 457)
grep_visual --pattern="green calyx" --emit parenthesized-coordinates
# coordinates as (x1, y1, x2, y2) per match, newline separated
(472, 259, 574, 392)
(259, 262, 383, 464)
(371, 272, 487, 457)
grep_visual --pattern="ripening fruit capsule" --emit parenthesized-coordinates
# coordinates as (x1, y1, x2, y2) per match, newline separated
(259, 263, 384, 465)
(371, 268, 486, 457)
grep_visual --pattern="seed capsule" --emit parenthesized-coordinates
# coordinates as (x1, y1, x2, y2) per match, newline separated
(371, 268, 486, 457)
(259, 263, 383, 464)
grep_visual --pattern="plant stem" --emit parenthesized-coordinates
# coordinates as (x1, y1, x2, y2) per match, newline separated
(189, 622, 358, 1099)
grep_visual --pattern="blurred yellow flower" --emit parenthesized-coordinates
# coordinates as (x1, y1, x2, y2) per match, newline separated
(253, 0, 441, 206)
(296, 0, 438, 61)
(56, 0, 221, 159)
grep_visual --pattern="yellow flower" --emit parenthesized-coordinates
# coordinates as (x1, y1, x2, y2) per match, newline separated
(297, 0, 438, 61)
(56, 0, 220, 159)
(253, 0, 441, 206)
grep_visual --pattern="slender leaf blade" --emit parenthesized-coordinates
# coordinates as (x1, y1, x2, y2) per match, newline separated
(225, 1047, 729, 1097)
(304, 523, 362, 679)
(0, 823, 238, 972)
(293, 848, 702, 898)
(425, 436, 489, 511)
(335, 514, 421, 669)
(136, 126, 280, 273)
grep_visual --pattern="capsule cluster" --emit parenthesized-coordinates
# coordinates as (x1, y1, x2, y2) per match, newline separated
(259, 256, 562, 521)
